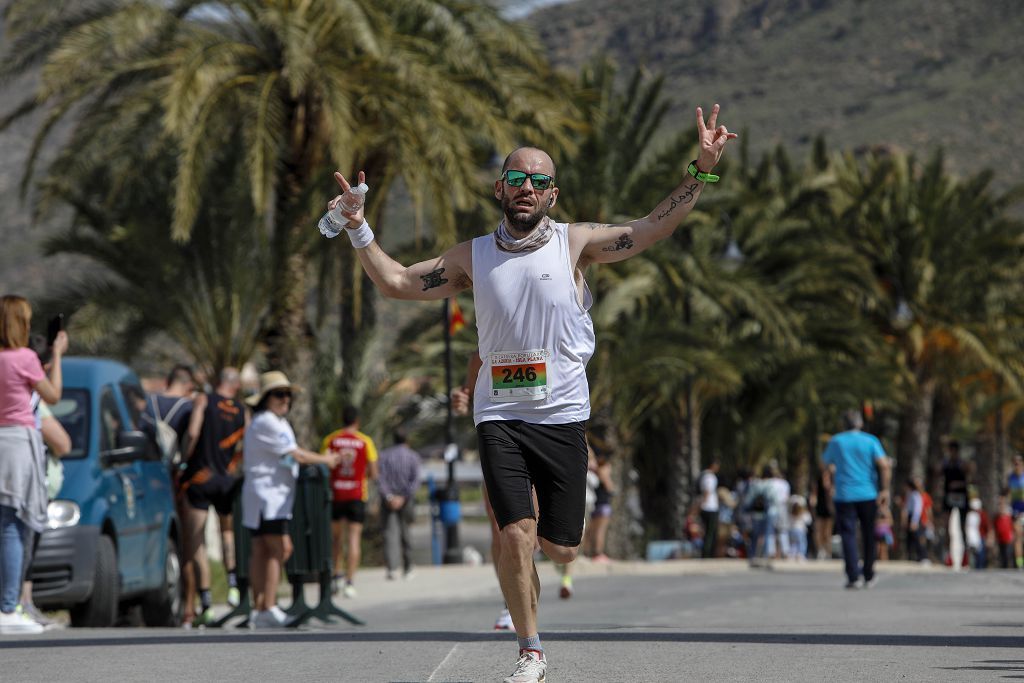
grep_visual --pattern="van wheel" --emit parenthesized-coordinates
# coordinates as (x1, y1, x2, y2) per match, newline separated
(142, 536, 183, 627)
(70, 535, 118, 627)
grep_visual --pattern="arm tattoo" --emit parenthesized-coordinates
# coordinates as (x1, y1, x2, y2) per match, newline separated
(656, 183, 699, 221)
(601, 233, 635, 252)
(420, 268, 449, 291)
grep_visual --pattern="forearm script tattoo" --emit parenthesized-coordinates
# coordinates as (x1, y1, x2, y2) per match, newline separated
(656, 183, 699, 221)
(601, 233, 635, 252)
(421, 268, 449, 291)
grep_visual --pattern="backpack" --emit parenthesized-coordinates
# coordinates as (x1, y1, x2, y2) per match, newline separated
(150, 395, 188, 463)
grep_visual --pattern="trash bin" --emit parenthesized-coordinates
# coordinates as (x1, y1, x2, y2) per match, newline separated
(284, 464, 363, 627)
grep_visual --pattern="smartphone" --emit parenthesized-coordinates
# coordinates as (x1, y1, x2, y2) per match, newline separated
(46, 313, 64, 346)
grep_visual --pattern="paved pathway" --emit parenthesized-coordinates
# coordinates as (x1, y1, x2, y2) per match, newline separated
(2, 560, 1022, 682)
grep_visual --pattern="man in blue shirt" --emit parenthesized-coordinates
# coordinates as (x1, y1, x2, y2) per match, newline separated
(822, 409, 891, 589)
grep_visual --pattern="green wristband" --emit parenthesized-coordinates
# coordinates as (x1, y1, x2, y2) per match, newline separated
(687, 161, 719, 184)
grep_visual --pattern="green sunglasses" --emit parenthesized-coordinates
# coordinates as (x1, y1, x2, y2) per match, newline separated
(503, 170, 555, 191)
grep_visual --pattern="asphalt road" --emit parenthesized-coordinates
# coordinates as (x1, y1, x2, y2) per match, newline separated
(2, 562, 1022, 682)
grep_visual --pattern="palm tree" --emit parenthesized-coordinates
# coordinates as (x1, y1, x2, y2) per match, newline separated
(35, 126, 271, 378)
(830, 149, 1024, 490)
(1, 0, 576, 437)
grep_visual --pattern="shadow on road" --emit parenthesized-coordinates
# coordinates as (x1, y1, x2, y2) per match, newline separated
(936, 660, 1024, 678)
(2, 630, 1022, 650)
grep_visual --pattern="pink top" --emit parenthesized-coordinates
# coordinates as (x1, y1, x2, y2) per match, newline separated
(0, 347, 46, 428)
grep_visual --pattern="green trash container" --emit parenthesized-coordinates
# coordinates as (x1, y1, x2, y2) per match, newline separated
(285, 464, 363, 627)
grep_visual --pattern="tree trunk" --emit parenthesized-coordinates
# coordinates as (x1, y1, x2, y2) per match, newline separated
(925, 386, 955, 502)
(266, 245, 315, 444)
(668, 388, 702, 541)
(895, 376, 936, 489)
(974, 430, 997, 516)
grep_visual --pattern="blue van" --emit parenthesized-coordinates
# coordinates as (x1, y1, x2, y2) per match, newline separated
(30, 358, 183, 627)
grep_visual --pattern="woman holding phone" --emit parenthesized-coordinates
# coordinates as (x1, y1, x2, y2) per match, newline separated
(0, 295, 67, 634)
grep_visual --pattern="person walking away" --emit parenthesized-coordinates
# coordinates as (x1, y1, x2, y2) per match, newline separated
(964, 495, 987, 569)
(179, 367, 248, 626)
(993, 491, 1015, 569)
(904, 480, 926, 563)
(821, 409, 891, 589)
(699, 461, 720, 559)
(1006, 455, 1024, 569)
(875, 501, 894, 562)
(328, 103, 736, 682)
(377, 428, 422, 580)
(241, 372, 339, 629)
(787, 495, 811, 561)
(743, 472, 774, 567)
(811, 467, 834, 559)
(765, 463, 790, 559)
(585, 447, 615, 563)
(322, 406, 378, 598)
(920, 482, 935, 561)
(940, 440, 970, 569)
(143, 365, 195, 462)
(0, 295, 66, 634)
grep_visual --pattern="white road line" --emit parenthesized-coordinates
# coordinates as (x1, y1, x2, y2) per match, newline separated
(427, 643, 461, 682)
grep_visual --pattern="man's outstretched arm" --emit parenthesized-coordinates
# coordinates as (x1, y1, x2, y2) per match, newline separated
(328, 171, 472, 301)
(572, 104, 738, 266)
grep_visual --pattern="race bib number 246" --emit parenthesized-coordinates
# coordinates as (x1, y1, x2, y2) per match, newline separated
(489, 349, 549, 402)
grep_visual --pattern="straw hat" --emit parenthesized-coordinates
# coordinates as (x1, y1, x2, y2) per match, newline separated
(246, 370, 302, 407)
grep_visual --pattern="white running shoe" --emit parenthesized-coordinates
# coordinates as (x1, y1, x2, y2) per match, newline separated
(343, 583, 357, 599)
(494, 608, 514, 631)
(249, 609, 284, 630)
(268, 605, 289, 625)
(19, 603, 58, 629)
(0, 609, 44, 634)
(503, 649, 546, 683)
(227, 586, 241, 607)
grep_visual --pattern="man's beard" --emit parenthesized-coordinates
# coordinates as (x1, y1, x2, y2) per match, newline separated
(502, 196, 547, 236)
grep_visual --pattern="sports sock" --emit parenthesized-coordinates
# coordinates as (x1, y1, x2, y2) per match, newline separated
(200, 589, 212, 611)
(518, 634, 543, 653)
(227, 569, 238, 588)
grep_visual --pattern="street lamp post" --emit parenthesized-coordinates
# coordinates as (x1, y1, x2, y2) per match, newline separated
(440, 298, 462, 564)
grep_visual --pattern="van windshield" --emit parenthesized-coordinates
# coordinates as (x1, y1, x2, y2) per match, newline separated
(49, 389, 90, 459)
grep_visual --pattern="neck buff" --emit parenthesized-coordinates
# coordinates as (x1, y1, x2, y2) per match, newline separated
(493, 216, 554, 253)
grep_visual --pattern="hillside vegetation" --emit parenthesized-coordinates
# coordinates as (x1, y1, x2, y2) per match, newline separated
(532, 0, 1024, 179)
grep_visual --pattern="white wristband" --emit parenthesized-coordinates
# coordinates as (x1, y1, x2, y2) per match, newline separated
(345, 220, 374, 249)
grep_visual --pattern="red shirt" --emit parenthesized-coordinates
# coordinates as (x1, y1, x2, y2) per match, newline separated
(994, 513, 1014, 544)
(321, 429, 377, 502)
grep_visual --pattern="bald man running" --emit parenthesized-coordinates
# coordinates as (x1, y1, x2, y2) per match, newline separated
(327, 105, 736, 683)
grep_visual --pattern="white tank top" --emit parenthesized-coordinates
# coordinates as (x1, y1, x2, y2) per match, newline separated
(472, 222, 595, 425)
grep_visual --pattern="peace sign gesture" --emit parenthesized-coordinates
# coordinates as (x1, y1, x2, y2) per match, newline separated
(695, 104, 738, 173)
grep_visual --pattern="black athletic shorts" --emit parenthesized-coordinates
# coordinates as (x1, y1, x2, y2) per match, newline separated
(331, 499, 367, 524)
(185, 473, 240, 516)
(251, 516, 289, 537)
(477, 420, 589, 547)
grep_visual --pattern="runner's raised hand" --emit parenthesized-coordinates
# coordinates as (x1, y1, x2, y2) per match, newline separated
(695, 104, 738, 172)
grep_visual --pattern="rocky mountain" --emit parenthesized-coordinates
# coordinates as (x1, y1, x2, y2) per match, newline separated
(531, 0, 1024, 181)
